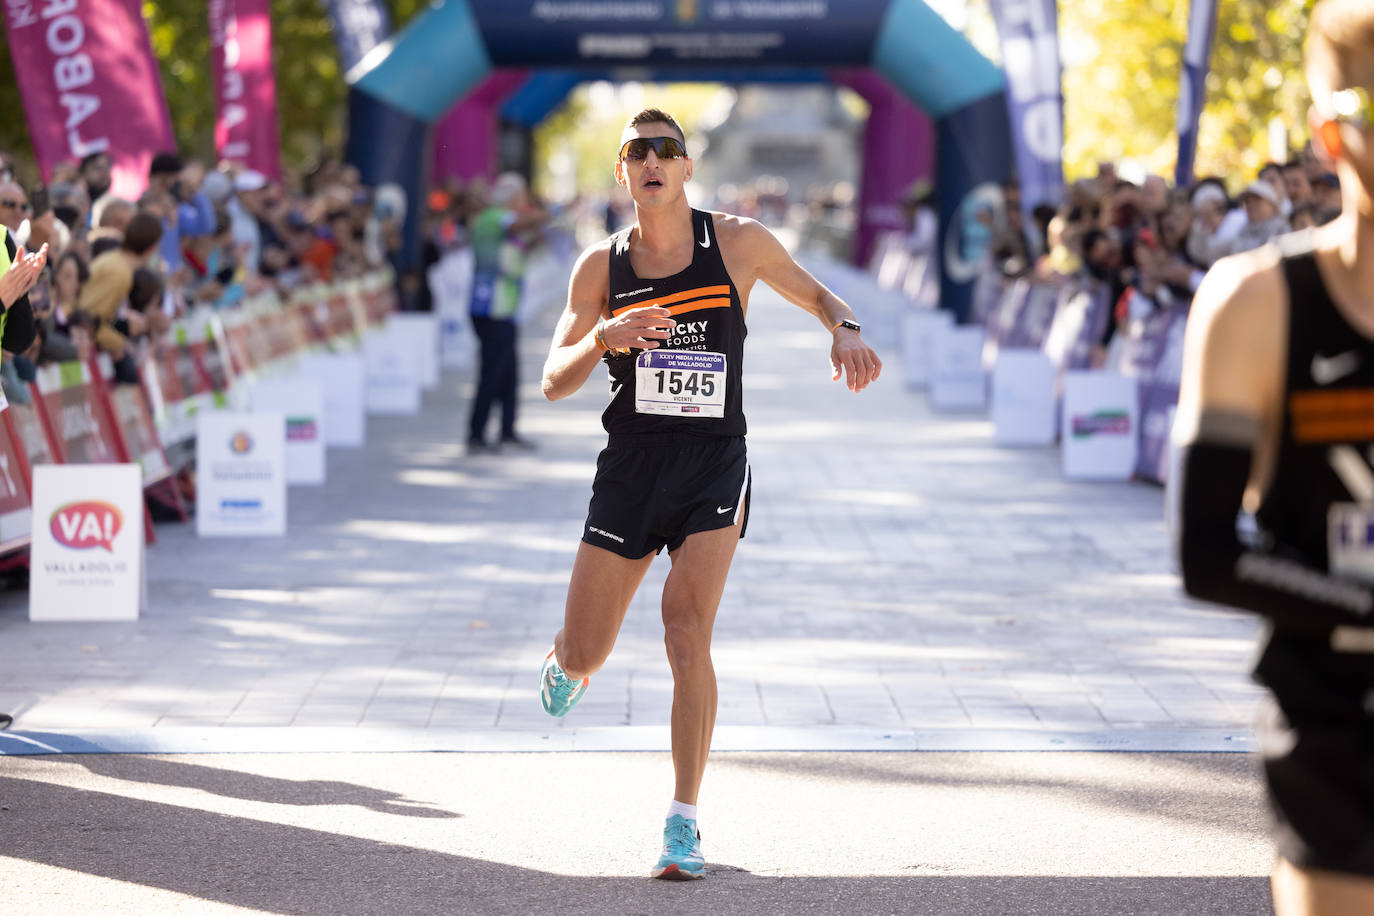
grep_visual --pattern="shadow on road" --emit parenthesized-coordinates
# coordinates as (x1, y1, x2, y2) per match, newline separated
(0, 766, 1271, 915)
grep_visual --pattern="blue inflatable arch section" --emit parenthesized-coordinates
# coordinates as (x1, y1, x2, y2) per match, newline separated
(349, 0, 1013, 320)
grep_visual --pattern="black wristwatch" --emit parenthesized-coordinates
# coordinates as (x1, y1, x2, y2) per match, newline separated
(833, 319, 861, 333)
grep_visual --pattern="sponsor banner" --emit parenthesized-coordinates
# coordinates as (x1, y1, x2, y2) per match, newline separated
(387, 313, 440, 391)
(10, 403, 55, 470)
(930, 324, 987, 411)
(992, 349, 1056, 446)
(1004, 281, 1059, 349)
(296, 353, 366, 447)
(31, 463, 144, 621)
(0, 408, 34, 548)
(1175, 0, 1219, 186)
(248, 378, 326, 484)
(429, 248, 475, 370)
(363, 324, 422, 415)
(937, 92, 1015, 323)
(33, 360, 121, 463)
(987, 0, 1064, 213)
(1041, 279, 1111, 374)
(196, 411, 286, 537)
(322, 0, 391, 72)
(473, 1, 887, 68)
(3, 0, 175, 197)
(899, 307, 952, 390)
(209, 0, 281, 180)
(93, 353, 171, 484)
(1133, 306, 1189, 483)
(1061, 370, 1138, 480)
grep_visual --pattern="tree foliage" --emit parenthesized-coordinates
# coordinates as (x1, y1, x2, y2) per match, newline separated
(963, 0, 1318, 187)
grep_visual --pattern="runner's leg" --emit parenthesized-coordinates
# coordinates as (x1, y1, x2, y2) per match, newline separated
(468, 316, 498, 444)
(555, 541, 656, 679)
(661, 524, 740, 805)
(498, 319, 519, 441)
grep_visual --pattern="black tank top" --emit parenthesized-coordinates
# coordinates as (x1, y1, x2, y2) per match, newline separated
(1254, 231, 1374, 699)
(601, 209, 748, 441)
(1257, 232, 1374, 569)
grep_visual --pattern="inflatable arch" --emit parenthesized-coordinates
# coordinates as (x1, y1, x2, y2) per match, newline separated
(348, 0, 1014, 320)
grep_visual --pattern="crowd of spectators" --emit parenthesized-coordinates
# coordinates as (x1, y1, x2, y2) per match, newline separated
(956, 144, 1344, 357)
(0, 148, 418, 402)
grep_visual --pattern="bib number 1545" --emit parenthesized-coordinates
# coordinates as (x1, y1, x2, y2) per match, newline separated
(634, 350, 727, 418)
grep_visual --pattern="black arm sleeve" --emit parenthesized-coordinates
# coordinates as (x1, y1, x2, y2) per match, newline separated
(1, 232, 34, 354)
(1175, 439, 1374, 634)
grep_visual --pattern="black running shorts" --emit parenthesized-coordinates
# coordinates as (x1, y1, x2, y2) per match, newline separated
(1257, 636, 1374, 877)
(582, 435, 750, 560)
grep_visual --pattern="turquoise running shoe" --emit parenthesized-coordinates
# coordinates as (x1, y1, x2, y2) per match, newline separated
(539, 646, 588, 717)
(650, 815, 705, 880)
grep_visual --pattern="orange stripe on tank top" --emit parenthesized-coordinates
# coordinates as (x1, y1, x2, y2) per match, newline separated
(611, 284, 731, 316)
(1290, 388, 1374, 442)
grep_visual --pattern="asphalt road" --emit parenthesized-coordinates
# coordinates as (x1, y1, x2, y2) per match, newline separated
(1, 750, 1272, 915)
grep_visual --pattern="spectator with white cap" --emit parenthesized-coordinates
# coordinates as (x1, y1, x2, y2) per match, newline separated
(229, 169, 269, 273)
(1186, 180, 1240, 268)
(1230, 179, 1290, 254)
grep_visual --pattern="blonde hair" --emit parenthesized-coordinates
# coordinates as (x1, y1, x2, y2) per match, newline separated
(1307, 0, 1374, 98)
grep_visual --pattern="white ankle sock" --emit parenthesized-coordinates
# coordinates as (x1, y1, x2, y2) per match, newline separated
(667, 800, 697, 821)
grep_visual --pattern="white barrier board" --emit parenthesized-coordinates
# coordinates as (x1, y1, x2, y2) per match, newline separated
(31, 463, 145, 621)
(1061, 371, 1139, 480)
(364, 326, 422, 415)
(992, 350, 1057, 446)
(249, 379, 326, 485)
(388, 312, 440, 390)
(297, 353, 366, 447)
(930, 325, 987, 411)
(196, 411, 287, 537)
(429, 248, 474, 370)
(900, 308, 952, 389)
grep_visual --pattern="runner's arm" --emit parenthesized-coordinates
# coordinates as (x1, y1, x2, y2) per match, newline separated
(540, 244, 674, 401)
(1173, 253, 1374, 634)
(742, 220, 881, 392)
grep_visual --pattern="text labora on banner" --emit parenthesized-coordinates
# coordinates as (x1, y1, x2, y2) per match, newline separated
(2, 0, 176, 198)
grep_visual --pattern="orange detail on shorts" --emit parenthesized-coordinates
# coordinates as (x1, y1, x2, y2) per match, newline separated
(1291, 389, 1374, 442)
(611, 285, 731, 316)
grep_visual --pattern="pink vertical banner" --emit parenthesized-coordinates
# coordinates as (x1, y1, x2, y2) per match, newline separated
(209, 0, 281, 181)
(2, 0, 175, 199)
(431, 71, 529, 183)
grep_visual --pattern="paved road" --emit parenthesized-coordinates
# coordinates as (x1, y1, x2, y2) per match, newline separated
(0, 279, 1262, 749)
(0, 268, 1278, 913)
(1, 751, 1271, 915)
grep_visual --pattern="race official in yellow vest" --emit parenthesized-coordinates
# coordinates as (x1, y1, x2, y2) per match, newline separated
(0, 226, 42, 355)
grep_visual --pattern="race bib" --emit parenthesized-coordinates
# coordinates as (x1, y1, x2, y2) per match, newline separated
(635, 350, 726, 418)
(1329, 503, 1374, 585)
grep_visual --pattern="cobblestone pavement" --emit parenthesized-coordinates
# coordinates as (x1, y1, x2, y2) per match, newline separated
(0, 279, 1264, 751)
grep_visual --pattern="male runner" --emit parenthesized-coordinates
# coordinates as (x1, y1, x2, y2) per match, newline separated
(1174, 3, 1374, 912)
(538, 109, 881, 880)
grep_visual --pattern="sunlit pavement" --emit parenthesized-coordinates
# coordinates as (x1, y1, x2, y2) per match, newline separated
(0, 277, 1275, 913)
(0, 280, 1262, 749)
(0, 751, 1270, 914)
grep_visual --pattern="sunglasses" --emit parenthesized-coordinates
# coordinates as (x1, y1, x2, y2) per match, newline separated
(618, 136, 687, 162)
(1331, 86, 1372, 129)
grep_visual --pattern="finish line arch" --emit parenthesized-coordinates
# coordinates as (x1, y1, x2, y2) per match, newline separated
(348, 0, 1014, 320)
